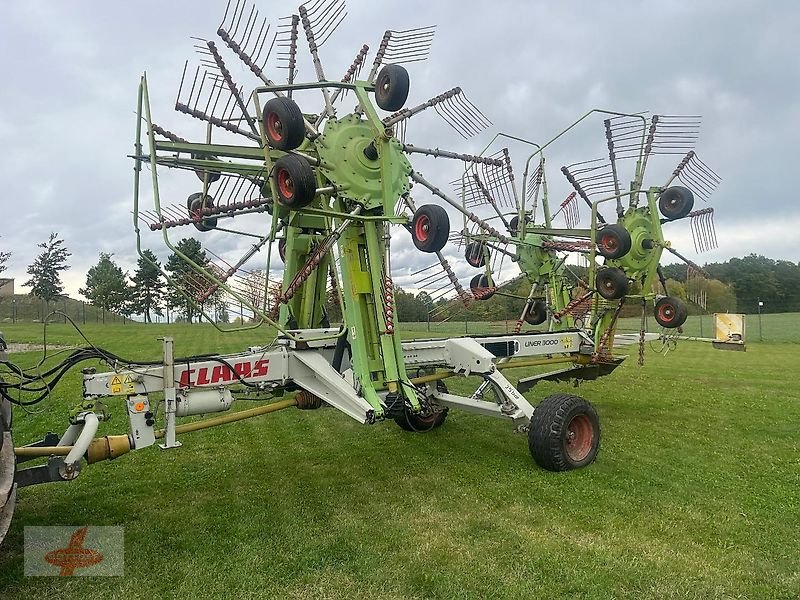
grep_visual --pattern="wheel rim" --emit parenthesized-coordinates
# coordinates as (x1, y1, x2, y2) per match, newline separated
(565, 414, 593, 462)
(600, 278, 615, 294)
(267, 112, 284, 141)
(380, 78, 391, 98)
(599, 233, 618, 253)
(658, 303, 675, 323)
(415, 215, 431, 242)
(277, 168, 294, 200)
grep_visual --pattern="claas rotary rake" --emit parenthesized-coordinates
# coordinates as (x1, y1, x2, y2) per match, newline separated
(0, 0, 721, 544)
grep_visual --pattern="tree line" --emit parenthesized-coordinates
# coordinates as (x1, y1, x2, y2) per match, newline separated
(1, 233, 230, 323)
(2, 233, 799, 322)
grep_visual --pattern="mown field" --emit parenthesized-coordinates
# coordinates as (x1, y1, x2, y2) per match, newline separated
(0, 316, 798, 599)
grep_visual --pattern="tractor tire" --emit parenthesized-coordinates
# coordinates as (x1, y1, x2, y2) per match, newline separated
(654, 296, 688, 328)
(273, 154, 317, 209)
(411, 205, 449, 253)
(187, 193, 219, 232)
(470, 274, 495, 300)
(597, 224, 632, 259)
(528, 393, 600, 471)
(524, 300, 548, 325)
(0, 387, 16, 546)
(395, 382, 448, 432)
(465, 241, 486, 268)
(596, 267, 629, 300)
(658, 186, 695, 220)
(262, 97, 306, 151)
(374, 64, 410, 111)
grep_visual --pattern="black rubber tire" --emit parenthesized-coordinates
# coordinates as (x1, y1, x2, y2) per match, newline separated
(278, 238, 287, 263)
(395, 382, 448, 432)
(597, 224, 632, 259)
(524, 300, 548, 325)
(272, 154, 317, 209)
(0, 391, 16, 546)
(262, 97, 306, 151)
(509, 216, 520, 235)
(528, 393, 601, 471)
(654, 296, 688, 328)
(470, 274, 495, 300)
(658, 186, 695, 220)
(411, 204, 449, 253)
(374, 64, 410, 111)
(187, 193, 219, 232)
(465, 241, 486, 268)
(596, 267, 629, 300)
(194, 169, 221, 184)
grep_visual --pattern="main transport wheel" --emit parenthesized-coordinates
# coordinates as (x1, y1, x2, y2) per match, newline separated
(470, 274, 495, 300)
(272, 154, 317, 209)
(658, 185, 695, 220)
(262, 97, 306, 151)
(465, 241, 486, 268)
(528, 393, 601, 471)
(597, 224, 632, 259)
(654, 296, 688, 328)
(524, 300, 548, 325)
(187, 193, 219, 232)
(411, 204, 449, 253)
(395, 382, 449, 432)
(374, 64, 410, 111)
(0, 388, 16, 545)
(595, 267, 629, 300)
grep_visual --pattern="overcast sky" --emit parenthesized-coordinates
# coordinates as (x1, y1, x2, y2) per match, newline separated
(1, 0, 798, 299)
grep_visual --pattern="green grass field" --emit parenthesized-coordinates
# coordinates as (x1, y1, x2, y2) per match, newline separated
(0, 317, 798, 599)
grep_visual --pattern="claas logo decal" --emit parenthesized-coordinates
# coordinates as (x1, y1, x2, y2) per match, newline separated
(179, 360, 270, 386)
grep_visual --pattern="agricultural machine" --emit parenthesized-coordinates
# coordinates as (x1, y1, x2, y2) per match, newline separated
(0, 0, 721, 545)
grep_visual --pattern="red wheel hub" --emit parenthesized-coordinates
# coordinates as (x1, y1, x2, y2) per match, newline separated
(564, 414, 593, 462)
(599, 233, 618, 252)
(267, 112, 284, 141)
(277, 168, 294, 200)
(415, 215, 431, 242)
(658, 303, 675, 323)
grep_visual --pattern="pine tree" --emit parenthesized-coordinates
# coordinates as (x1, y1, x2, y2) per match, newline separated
(80, 253, 130, 314)
(25, 233, 71, 304)
(0, 236, 10, 275)
(165, 238, 209, 322)
(131, 250, 164, 323)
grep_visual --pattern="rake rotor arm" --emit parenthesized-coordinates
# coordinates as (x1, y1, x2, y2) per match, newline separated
(402, 144, 504, 166)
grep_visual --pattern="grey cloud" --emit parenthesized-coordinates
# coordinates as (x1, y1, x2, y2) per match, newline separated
(1, 0, 798, 301)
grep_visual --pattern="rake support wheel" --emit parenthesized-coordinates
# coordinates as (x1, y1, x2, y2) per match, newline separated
(528, 393, 600, 471)
(654, 296, 688, 328)
(263, 97, 306, 151)
(597, 224, 632, 259)
(524, 300, 548, 325)
(187, 193, 219, 232)
(411, 204, 449, 253)
(596, 267, 629, 300)
(470, 274, 495, 300)
(658, 186, 695, 220)
(374, 64, 410, 112)
(465, 241, 487, 268)
(273, 154, 317, 210)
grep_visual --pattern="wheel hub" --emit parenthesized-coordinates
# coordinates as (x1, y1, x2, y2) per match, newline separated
(315, 114, 411, 210)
